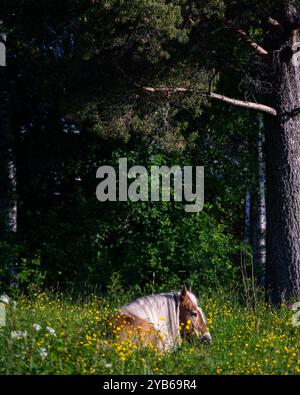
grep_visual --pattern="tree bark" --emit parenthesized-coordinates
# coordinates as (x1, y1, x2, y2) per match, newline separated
(265, 2, 300, 303)
(253, 114, 266, 285)
(244, 191, 251, 244)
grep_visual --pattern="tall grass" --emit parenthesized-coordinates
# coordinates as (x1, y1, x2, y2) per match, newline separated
(0, 290, 299, 375)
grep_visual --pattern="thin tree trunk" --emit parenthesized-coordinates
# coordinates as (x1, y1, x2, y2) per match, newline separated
(244, 191, 251, 244)
(253, 114, 266, 285)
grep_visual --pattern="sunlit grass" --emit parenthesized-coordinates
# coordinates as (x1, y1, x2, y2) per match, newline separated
(0, 292, 299, 374)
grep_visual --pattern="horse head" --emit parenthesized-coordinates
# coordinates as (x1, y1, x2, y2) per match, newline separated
(178, 286, 212, 345)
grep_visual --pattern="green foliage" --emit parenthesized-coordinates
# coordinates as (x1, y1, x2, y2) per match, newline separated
(0, 242, 14, 292)
(88, 146, 241, 290)
(10, 133, 243, 293)
(16, 257, 46, 292)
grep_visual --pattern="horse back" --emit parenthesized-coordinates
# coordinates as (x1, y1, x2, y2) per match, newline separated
(114, 310, 164, 351)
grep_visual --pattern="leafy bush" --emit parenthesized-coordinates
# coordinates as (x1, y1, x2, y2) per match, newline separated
(9, 145, 243, 294)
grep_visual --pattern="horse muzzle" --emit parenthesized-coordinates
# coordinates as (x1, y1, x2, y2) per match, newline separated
(200, 332, 212, 345)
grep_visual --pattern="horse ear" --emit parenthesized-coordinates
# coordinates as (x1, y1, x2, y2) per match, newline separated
(180, 285, 188, 301)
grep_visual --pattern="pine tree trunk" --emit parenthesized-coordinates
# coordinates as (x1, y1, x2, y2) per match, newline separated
(264, 3, 300, 302)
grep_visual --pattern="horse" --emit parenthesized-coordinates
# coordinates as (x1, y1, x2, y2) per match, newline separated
(114, 286, 211, 352)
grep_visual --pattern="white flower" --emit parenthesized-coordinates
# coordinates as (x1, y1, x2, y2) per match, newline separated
(100, 359, 112, 369)
(32, 323, 42, 331)
(0, 294, 9, 305)
(11, 330, 27, 339)
(38, 347, 48, 359)
(46, 326, 56, 336)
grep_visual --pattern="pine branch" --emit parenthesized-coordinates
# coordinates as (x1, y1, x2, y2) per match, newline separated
(142, 86, 277, 116)
(225, 21, 269, 57)
(267, 17, 284, 33)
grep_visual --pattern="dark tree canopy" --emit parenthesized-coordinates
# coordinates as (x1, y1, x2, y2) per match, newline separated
(0, 0, 300, 304)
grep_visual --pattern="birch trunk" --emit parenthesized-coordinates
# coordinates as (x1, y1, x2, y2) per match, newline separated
(244, 191, 251, 244)
(253, 115, 266, 285)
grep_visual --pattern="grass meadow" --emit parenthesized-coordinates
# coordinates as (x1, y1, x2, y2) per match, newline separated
(0, 291, 299, 375)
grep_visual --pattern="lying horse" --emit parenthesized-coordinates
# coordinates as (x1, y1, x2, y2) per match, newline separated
(115, 286, 211, 351)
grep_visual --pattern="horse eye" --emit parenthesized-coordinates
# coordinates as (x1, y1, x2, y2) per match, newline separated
(190, 311, 197, 317)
